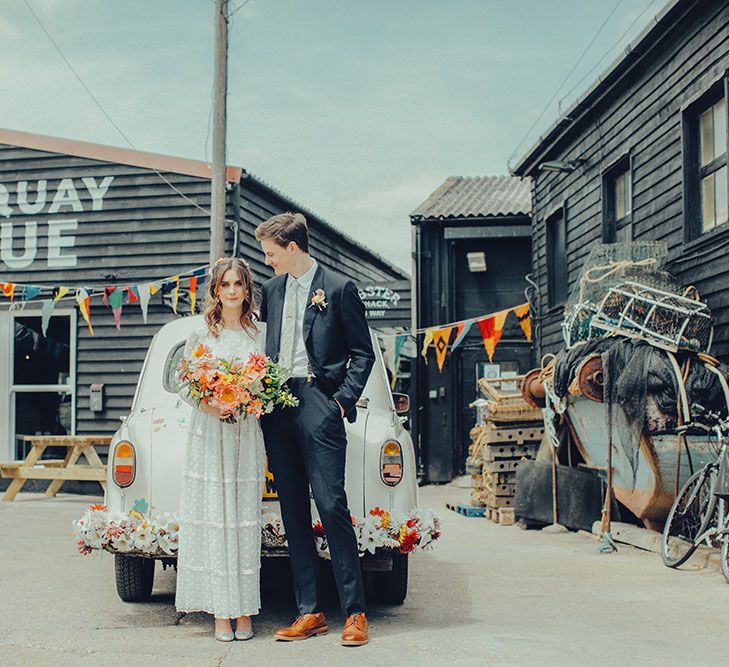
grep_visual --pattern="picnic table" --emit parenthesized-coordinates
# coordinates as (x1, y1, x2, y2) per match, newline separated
(0, 435, 110, 502)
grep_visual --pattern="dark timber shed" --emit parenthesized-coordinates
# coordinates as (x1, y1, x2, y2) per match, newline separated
(513, 0, 729, 361)
(0, 129, 407, 462)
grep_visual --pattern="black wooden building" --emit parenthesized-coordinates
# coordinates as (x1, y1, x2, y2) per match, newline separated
(513, 0, 729, 361)
(410, 175, 532, 482)
(0, 129, 408, 463)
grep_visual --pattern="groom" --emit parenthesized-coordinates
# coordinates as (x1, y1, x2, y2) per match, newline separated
(256, 212, 374, 647)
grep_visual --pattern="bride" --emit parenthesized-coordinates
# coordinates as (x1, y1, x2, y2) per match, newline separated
(175, 257, 266, 642)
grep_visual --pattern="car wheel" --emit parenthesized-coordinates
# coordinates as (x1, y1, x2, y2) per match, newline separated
(115, 554, 155, 602)
(369, 553, 408, 605)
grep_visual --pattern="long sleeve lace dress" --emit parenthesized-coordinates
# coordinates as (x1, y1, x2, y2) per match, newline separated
(175, 322, 266, 618)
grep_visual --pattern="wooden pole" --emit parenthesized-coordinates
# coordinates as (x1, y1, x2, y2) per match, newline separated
(209, 0, 229, 264)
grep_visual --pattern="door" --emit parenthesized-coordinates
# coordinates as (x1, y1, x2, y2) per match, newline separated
(0, 308, 76, 461)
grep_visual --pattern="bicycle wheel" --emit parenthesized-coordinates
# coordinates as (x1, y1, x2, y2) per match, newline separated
(720, 502, 729, 584)
(661, 466, 717, 568)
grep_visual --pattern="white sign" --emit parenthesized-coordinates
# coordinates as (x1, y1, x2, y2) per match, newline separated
(0, 176, 114, 270)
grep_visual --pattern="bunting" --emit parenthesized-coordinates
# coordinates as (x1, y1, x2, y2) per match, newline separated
(450, 321, 472, 351)
(392, 334, 406, 389)
(126, 286, 139, 304)
(41, 298, 55, 337)
(432, 326, 453, 372)
(22, 285, 41, 301)
(0, 282, 15, 300)
(105, 287, 124, 331)
(476, 309, 509, 362)
(512, 303, 532, 342)
(75, 288, 94, 335)
(137, 283, 153, 323)
(189, 277, 198, 314)
(171, 275, 180, 314)
(421, 328, 436, 364)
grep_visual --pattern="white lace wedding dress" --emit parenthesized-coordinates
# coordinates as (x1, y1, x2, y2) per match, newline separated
(175, 322, 266, 618)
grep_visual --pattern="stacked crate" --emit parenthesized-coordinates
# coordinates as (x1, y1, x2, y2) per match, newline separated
(471, 377, 544, 525)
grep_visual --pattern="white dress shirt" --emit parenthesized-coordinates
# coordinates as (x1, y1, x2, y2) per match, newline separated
(280, 260, 318, 377)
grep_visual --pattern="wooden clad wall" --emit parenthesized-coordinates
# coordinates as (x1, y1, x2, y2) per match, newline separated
(1, 145, 407, 437)
(527, 1, 729, 358)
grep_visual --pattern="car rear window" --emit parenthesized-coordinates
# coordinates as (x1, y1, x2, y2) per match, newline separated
(163, 342, 186, 393)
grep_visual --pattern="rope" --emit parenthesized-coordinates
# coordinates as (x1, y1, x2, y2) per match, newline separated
(578, 258, 658, 302)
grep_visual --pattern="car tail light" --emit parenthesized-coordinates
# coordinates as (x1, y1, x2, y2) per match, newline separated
(112, 440, 136, 488)
(380, 440, 403, 486)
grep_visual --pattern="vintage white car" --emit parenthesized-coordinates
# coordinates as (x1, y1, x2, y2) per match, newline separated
(103, 315, 420, 605)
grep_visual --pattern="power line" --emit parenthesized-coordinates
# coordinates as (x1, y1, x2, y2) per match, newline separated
(229, 0, 253, 18)
(507, 0, 665, 171)
(22, 0, 238, 226)
(557, 0, 661, 106)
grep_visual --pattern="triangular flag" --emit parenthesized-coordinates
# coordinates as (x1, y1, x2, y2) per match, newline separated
(149, 283, 159, 296)
(189, 276, 198, 314)
(421, 327, 436, 364)
(53, 286, 69, 301)
(106, 287, 124, 331)
(512, 303, 532, 342)
(75, 288, 94, 335)
(432, 326, 453, 372)
(138, 284, 152, 323)
(392, 334, 406, 388)
(41, 299, 55, 337)
(450, 321, 473, 351)
(171, 276, 180, 314)
(22, 285, 41, 301)
(0, 283, 15, 300)
(476, 309, 509, 362)
(126, 286, 139, 304)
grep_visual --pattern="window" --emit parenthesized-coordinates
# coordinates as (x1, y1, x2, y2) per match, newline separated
(603, 157, 632, 243)
(546, 207, 568, 308)
(163, 342, 186, 393)
(684, 84, 729, 239)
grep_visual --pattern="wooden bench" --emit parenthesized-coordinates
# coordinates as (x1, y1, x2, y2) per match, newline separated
(1, 435, 111, 502)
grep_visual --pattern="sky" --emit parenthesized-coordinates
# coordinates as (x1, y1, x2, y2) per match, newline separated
(0, 0, 666, 272)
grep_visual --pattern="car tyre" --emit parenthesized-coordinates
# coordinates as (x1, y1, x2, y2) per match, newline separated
(115, 554, 155, 602)
(370, 553, 408, 605)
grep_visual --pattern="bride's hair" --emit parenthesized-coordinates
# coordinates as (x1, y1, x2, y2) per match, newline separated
(204, 257, 259, 337)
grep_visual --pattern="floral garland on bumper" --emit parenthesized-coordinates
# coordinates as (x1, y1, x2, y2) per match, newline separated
(74, 505, 441, 558)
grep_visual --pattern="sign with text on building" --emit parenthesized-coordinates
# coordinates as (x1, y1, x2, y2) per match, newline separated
(358, 284, 404, 319)
(0, 176, 114, 270)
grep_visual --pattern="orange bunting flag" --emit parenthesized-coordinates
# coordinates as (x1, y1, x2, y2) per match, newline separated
(512, 303, 532, 342)
(0, 282, 15, 300)
(476, 309, 509, 362)
(189, 276, 198, 314)
(421, 327, 436, 364)
(75, 288, 94, 335)
(172, 276, 180, 314)
(432, 326, 453, 372)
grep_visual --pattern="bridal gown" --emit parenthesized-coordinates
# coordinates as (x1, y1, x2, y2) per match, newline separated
(175, 322, 266, 618)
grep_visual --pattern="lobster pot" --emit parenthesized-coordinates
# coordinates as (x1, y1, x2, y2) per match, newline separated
(590, 281, 713, 353)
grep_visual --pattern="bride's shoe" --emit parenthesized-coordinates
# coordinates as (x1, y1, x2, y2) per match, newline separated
(215, 618, 235, 642)
(234, 616, 254, 641)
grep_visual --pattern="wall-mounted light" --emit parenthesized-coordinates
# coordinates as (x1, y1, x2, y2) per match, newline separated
(467, 251, 487, 272)
(538, 159, 584, 173)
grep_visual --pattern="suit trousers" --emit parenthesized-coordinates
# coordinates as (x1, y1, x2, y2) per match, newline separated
(261, 377, 366, 617)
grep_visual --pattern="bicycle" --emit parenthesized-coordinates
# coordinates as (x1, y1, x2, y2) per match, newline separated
(661, 405, 729, 583)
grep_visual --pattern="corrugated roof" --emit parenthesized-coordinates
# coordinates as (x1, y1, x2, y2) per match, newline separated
(410, 175, 531, 221)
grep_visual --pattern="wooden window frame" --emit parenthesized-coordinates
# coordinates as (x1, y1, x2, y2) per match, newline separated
(545, 204, 568, 310)
(683, 77, 729, 242)
(602, 154, 633, 243)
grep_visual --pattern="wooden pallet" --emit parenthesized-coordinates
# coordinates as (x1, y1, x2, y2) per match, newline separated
(481, 423, 545, 446)
(482, 470, 514, 485)
(485, 507, 516, 525)
(482, 443, 538, 462)
(446, 502, 487, 518)
(482, 458, 525, 473)
(483, 480, 515, 496)
(485, 494, 514, 509)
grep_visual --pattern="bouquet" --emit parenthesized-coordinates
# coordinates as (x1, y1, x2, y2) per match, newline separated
(178, 341, 299, 422)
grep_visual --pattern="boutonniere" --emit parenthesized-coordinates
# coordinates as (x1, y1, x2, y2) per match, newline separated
(309, 288, 328, 311)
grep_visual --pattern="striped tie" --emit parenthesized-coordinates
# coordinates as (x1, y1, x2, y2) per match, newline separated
(278, 280, 298, 370)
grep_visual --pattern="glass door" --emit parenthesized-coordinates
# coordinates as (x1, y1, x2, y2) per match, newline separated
(9, 310, 76, 460)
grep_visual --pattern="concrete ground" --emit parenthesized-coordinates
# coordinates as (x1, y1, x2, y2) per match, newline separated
(0, 484, 727, 666)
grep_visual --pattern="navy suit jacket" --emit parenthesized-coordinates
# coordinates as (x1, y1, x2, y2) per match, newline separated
(258, 264, 375, 423)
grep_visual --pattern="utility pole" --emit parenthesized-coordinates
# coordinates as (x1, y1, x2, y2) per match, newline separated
(209, 0, 228, 264)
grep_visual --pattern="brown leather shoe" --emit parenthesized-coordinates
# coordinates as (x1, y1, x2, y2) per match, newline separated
(341, 612, 368, 646)
(274, 613, 328, 641)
